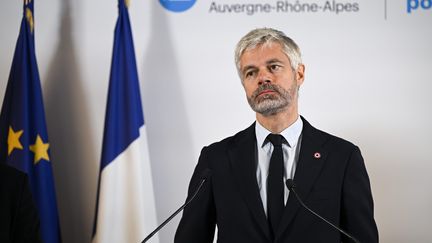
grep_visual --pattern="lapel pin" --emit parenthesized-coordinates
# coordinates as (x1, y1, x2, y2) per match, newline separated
(314, 152, 321, 159)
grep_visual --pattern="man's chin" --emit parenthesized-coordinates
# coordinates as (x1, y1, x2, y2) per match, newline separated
(252, 104, 287, 117)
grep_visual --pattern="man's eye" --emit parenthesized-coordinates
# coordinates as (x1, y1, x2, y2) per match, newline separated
(245, 71, 255, 78)
(270, 64, 281, 71)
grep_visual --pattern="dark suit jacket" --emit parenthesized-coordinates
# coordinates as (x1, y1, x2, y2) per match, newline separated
(175, 117, 378, 243)
(0, 164, 42, 243)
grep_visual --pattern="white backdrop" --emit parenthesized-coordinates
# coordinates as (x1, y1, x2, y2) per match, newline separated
(1, 0, 431, 242)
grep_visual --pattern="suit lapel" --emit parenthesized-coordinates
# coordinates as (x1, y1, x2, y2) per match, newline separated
(228, 123, 272, 241)
(275, 117, 328, 241)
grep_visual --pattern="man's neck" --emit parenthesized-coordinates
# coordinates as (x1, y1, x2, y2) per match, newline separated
(256, 107, 299, 134)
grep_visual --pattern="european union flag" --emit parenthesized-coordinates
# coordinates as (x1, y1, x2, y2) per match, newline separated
(0, 1, 62, 243)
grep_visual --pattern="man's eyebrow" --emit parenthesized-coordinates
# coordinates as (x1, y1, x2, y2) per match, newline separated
(266, 58, 283, 64)
(241, 58, 284, 73)
(241, 65, 257, 73)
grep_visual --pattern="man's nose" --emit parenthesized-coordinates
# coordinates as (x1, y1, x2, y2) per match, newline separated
(257, 69, 272, 85)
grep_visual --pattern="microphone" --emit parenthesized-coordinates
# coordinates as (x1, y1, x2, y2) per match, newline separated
(141, 169, 212, 243)
(285, 179, 360, 243)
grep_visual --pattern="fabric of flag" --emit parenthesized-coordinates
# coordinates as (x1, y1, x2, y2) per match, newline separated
(92, 1, 159, 242)
(0, 1, 62, 243)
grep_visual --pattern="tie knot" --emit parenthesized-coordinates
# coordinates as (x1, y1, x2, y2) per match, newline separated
(266, 134, 285, 147)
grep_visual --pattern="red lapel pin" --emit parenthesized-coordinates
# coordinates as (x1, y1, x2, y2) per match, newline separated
(314, 152, 321, 159)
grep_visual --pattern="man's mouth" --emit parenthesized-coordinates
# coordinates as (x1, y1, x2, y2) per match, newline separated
(258, 89, 276, 96)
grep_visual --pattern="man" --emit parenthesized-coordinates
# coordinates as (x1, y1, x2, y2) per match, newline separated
(175, 28, 378, 243)
(0, 163, 42, 243)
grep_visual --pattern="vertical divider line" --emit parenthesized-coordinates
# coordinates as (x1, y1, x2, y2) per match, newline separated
(384, 0, 387, 20)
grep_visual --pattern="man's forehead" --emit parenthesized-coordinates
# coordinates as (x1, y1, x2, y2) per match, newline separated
(240, 42, 289, 67)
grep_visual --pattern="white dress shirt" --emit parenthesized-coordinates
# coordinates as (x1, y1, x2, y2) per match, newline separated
(255, 116, 303, 216)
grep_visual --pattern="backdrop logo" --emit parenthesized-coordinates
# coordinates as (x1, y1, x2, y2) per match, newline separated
(208, 1, 360, 15)
(159, 0, 197, 12)
(407, 0, 431, 13)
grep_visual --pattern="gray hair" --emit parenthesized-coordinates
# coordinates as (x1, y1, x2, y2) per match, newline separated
(234, 28, 302, 79)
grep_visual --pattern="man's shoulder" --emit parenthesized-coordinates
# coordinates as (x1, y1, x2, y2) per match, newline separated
(204, 123, 255, 151)
(302, 117, 359, 151)
(201, 117, 360, 152)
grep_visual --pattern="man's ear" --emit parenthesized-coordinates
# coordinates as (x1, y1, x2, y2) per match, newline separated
(296, 64, 305, 86)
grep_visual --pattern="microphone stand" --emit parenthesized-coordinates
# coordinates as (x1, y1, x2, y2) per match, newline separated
(142, 173, 209, 243)
(286, 179, 360, 243)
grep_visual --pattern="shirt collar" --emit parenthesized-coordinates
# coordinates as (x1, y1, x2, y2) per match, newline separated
(255, 116, 303, 148)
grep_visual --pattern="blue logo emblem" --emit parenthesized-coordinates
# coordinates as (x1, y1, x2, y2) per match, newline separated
(159, 0, 197, 12)
(407, 0, 432, 13)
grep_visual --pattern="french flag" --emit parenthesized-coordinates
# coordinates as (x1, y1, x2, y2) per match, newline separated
(92, 1, 159, 242)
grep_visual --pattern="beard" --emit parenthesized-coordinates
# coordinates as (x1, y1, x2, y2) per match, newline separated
(247, 83, 297, 116)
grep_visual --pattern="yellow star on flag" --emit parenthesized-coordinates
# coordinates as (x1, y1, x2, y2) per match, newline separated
(29, 134, 50, 164)
(7, 126, 24, 155)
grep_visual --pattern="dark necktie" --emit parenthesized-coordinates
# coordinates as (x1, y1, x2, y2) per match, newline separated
(266, 134, 285, 237)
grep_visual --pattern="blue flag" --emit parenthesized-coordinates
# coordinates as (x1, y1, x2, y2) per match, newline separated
(0, 1, 62, 243)
(92, 1, 159, 242)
